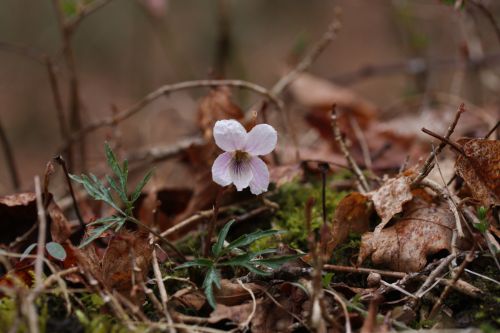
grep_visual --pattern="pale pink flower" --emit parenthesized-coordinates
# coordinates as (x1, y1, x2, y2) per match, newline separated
(211, 120, 277, 195)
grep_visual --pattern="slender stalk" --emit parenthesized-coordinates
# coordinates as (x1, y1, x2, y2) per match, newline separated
(0, 117, 20, 190)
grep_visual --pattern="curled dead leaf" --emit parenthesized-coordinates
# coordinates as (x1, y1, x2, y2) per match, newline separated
(326, 192, 372, 255)
(455, 138, 499, 206)
(358, 197, 455, 272)
(0, 192, 37, 248)
(369, 175, 413, 234)
(215, 279, 263, 306)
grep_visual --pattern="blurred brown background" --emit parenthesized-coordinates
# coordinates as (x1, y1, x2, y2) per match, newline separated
(1, 0, 499, 195)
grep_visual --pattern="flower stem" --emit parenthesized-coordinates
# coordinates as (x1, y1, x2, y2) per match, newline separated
(203, 187, 225, 257)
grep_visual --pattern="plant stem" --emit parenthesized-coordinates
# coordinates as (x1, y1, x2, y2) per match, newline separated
(204, 188, 225, 257)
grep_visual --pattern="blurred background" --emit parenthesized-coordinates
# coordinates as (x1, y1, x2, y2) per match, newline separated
(0, 0, 499, 195)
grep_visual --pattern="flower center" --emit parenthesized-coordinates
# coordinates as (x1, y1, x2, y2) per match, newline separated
(233, 150, 250, 163)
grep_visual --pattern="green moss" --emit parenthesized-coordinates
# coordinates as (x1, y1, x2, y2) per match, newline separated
(252, 177, 348, 251)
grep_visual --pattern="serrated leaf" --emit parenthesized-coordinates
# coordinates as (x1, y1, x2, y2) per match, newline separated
(87, 216, 123, 226)
(20, 243, 37, 261)
(121, 159, 128, 192)
(175, 258, 213, 269)
(251, 254, 303, 269)
(227, 229, 285, 250)
(79, 222, 116, 248)
(106, 175, 128, 204)
(212, 219, 235, 257)
(105, 143, 123, 181)
(203, 266, 221, 309)
(45, 242, 67, 261)
(130, 169, 153, 203)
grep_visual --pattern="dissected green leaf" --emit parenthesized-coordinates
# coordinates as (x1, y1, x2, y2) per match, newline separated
(176, 258, 213, 269)
(203, 266, 221, 309)
(227, 229, 285, 250)
(79, 223, 116, 248)
(45, 242, 67, 261)
(212, 219, 236, 257)
(130, 169, 153, 203)
(105, 143, 123, 182)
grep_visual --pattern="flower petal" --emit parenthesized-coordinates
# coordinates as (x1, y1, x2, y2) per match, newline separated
(244, 124, 277, 156)
(212, 152, 233, 186)
(213, 119, 247, 152)
(249, 157, 270, 195)
(229, 158, 253, 191)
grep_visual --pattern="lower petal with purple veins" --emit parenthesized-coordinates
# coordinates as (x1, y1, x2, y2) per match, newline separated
(249, 157, 270, 195)
(229, 156, 253, 191)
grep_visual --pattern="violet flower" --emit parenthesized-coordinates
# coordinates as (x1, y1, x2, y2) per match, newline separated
(211, 119, 277, 195)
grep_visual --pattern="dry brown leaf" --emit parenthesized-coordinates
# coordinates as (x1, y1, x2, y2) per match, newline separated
(172, 288, 206, 311)
(289, 72, 377, 120)
(215, 279, 263, 306)
(358, 197, 454, 272)
(455, 138, 500, 206)
(326, 192, 372, 254)
(369, 175, 413, 234)
(47, 201, 73, 244)
(208, 299, 263, 325)
(198, 86, 244, 140)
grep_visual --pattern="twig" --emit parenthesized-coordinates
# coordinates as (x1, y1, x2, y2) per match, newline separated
(151, 245, 175, 329)
(428, 251, 475, 319)
(413, 103, 465, 184)
(484, 120, 499, 139)
(0, 116, 20, 190)
(236, 279, 257, 330)
(420, 128, 465, 155)
(271, 16, 341, 95)
(60, 79, 283, 152)
(349, 115, 372, 171)
(54, 155, 85, 230)
(34, 176, 47, 288)
(331, 106, 370, 192)
(380, 280, 417, 299)
(323, 289, 352, 333)
(464, 268, 500, 286)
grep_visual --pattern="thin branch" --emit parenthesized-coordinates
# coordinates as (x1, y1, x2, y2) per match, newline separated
(420, 128, 465, 155)
(331, 106, 370, 192)
(413, 103, 465, 184)
(271, 16, 341, 95)
(0, 116, 20, 190)
(34, 176, 48, 288)
(54, 156, 85, 229)
(60, 79, 283, 152)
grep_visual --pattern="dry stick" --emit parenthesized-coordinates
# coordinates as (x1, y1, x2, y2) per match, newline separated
(349, 115, 372, 171)
(52, 0, 86, 171)
(60, 79, 283, 152)
(323, 262, 480, 298)
(413, 103, 465, 184)
(428, 251, 475, 319)
(0, 117, 20, 190)
(45, 57, 73, 167)
(331, 106, 370, 193)
(34, 176, 47, 288)
(54, 156, 85, 231)
(420, 128, 465, 156)
(151, 245, 175, 328)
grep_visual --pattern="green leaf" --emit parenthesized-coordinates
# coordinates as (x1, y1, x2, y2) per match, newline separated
(130, 169, 153, 204)
(221, 249, 277, 267)
(20, 243, 37, 261)
(251, 254, 303, 269)
(105, 143, 123, 182)
(227, 229, 285, 250)
(121, 159, 129, 192)
(240, 263, 272, 276)
(203, 266, 221, 309)
(175, 258, 213, 269)
(45, 242, 67, 261)
(79, 222, 116, 248)
(212, 219, 236, 257)
(322, 272, 334, 289)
